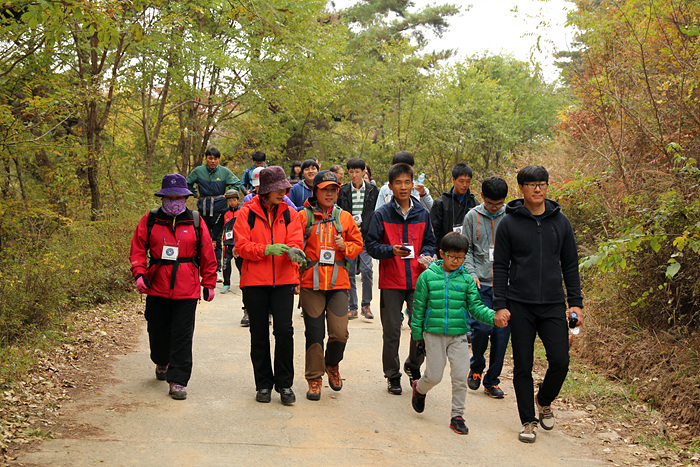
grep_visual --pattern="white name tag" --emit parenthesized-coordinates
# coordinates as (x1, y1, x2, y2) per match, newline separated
(225, 231, 233, 240)
(402, 244, 415, 259)
(320, 248, 336, 265)
(453, 225, 463, 234)
(489, 247, 495, 262)
(353, 214, 362, 225)
(162, 245, 179, 261)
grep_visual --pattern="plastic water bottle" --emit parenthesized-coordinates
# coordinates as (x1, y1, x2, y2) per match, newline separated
(416, 172, 426, 184)
(569, 312, 580, 335)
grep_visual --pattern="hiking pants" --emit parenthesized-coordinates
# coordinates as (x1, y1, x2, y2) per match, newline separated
(300, 288, 349, 380)
(202, 212, 224, 271)
(144, 296, 197, 386)
(222, 247, 243, 287)
(509, 300, 569, 424)
(242, 285, 295, 392)
(347, 248, 373, 310)
(379, 289, 425, 380)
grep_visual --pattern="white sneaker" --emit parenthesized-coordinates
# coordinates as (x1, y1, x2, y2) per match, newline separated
(216, 271, 223, 282)
(537, 401, 555, 430)
(519, 421, 537, 443)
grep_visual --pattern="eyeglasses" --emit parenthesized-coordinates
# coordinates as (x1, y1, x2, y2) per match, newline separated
(443, 253, 466, 262)
(484, 200, 504, 209)
(522, 182, 548, 190)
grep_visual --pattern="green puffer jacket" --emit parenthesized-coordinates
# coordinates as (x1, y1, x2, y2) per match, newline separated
(411, 260, 495, 341)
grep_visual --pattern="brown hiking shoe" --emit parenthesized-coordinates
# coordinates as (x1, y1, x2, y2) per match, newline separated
(326, 365, 343, 391)
(361, 305, 374, 319)
(348, 308, 358, 320)
(306, 378, 322, 401)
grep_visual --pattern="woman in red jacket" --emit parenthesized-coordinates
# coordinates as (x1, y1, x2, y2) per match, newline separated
(129, 174, 217, 400)
(233, 166, 306, 405)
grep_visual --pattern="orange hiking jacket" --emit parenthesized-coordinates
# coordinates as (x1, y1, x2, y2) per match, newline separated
(234, 196, 303, 287)
(298, 199, 363, 290)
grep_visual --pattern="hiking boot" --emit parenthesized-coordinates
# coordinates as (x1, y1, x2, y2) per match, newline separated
(361, 305, 374, 319)
(280, 387, 296, 405)
(387, 377, 402, 395)
(256, 388, 271, 403)
(519, 421, 537, 443)
(168, 383, 187, 400)
(326, 365, 342, 391)
(348, 308, 358, 320)
(240, 309, 250, 327)
(306, 378, 322, 401)
(537, 400, 555, 430)
(155, 364, 168, 381)
(467, 369, 482, 390)
(450, 416, 469, 435)
(221, 285, 230, 294)
(411, 380, 426, 413)
(484, 385, 504, 399)
(404, 364, 421, 386)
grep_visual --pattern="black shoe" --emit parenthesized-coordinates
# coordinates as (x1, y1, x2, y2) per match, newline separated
(450, 416, 469, 435)
(256, 388, 271, 403)
(411, 381, 426, 413)
(240, 309, 250, 327)
(280, 387, 296, 405)
(387, 377, 402, 395)
(404, 365, 421, 386)
(484, 385, 505, 398)
(467, 369, 482, 390)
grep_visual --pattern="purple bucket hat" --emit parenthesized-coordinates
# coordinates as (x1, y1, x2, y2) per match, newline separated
(258, 166, 292, 195)
(155, 174, 193, 197)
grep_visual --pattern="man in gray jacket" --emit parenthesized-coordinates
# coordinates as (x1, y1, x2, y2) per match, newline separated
(462, 177, 510, 399)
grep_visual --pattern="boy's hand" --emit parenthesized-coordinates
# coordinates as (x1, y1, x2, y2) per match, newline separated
(232, 247, 240, 258)
(473, 277, 481, 289)
(334, 234, 346, 252)
(494, 308, 510, 328)
(392, 245, 411, 257)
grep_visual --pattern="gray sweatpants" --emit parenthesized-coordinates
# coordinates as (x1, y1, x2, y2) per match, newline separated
(416, 332, 471, 418)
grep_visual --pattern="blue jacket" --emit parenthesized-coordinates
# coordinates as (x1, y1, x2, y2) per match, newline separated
(492, 198, 583, 309)
(288, 181, 314, 211)
(366, 197, 436, 290)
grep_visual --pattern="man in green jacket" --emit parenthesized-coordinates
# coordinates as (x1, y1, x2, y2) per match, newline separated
(186, 147, 241, 274)
(409, 232, 509, 435)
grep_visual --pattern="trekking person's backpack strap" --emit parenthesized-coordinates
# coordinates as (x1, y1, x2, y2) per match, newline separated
(146, 209, 202, 289)
(247, 204, 291, 230)
(303, 205, 348, 290)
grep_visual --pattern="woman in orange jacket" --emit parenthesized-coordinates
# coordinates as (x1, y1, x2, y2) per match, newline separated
(298, 170, 363, 401)
(233, 166, 306, 406)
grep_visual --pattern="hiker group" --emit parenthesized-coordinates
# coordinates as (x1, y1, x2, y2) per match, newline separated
(129, 148, 583, 443)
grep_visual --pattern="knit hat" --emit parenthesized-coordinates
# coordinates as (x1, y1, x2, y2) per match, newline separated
(155, 174, 193, 197)
(258, 166, 292, 195)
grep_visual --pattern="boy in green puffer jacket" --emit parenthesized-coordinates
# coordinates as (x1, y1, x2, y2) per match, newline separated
(410, 232, 510, 435)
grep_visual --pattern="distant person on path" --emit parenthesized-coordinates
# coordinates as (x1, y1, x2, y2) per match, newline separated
(186, 147, 241, 275)
(129, 174, 217, 400)
(410, 232, 509, 434)
(363, 164, 376, 186)
(366, 163, 436, 396)
(337, 157, 379, 320)
(430, 163, 477, 250)
(221, 189, 240, 296)
(241, 151, 267, 194)
(288, 160, 302, 185)
(462, 177, 510, 399)
(329, 164, 344, 185)
(492, 165, 583, 443)
(233, 166, 306, 406)
(298, 171, 363, 400)
(288, 158, 319, 210)
(375, 151, 433, 211)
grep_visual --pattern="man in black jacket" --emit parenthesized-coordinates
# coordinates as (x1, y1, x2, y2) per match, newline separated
(337, 158, 379, 319)
(492, 165, 584, 444)
(430, 163, 477, 252)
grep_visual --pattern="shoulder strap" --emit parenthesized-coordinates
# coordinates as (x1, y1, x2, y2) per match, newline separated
(248, 208, 256, 230)
(332, 205, 343, 234)
(304, 206, 314, 238)
(145, 208, 159, 253)
(283, 208, 291, 226)
(192, 210, 201, 258)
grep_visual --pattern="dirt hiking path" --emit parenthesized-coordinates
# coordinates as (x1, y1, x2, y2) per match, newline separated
(14, 273, 617, 466)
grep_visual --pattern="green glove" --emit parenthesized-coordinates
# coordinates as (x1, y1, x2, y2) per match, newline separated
(286, 247, 308, 267)
(264, 243, 291, 256)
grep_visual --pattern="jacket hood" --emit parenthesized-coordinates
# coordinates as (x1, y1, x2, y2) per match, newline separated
(505, 198, 561, 219)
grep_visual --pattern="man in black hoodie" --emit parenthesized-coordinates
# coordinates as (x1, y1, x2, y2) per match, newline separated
(492, 165, 583, 444)
(430, 163, 477, 252)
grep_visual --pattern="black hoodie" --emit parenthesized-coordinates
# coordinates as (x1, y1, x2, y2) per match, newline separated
(492, 198, 583, 310)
